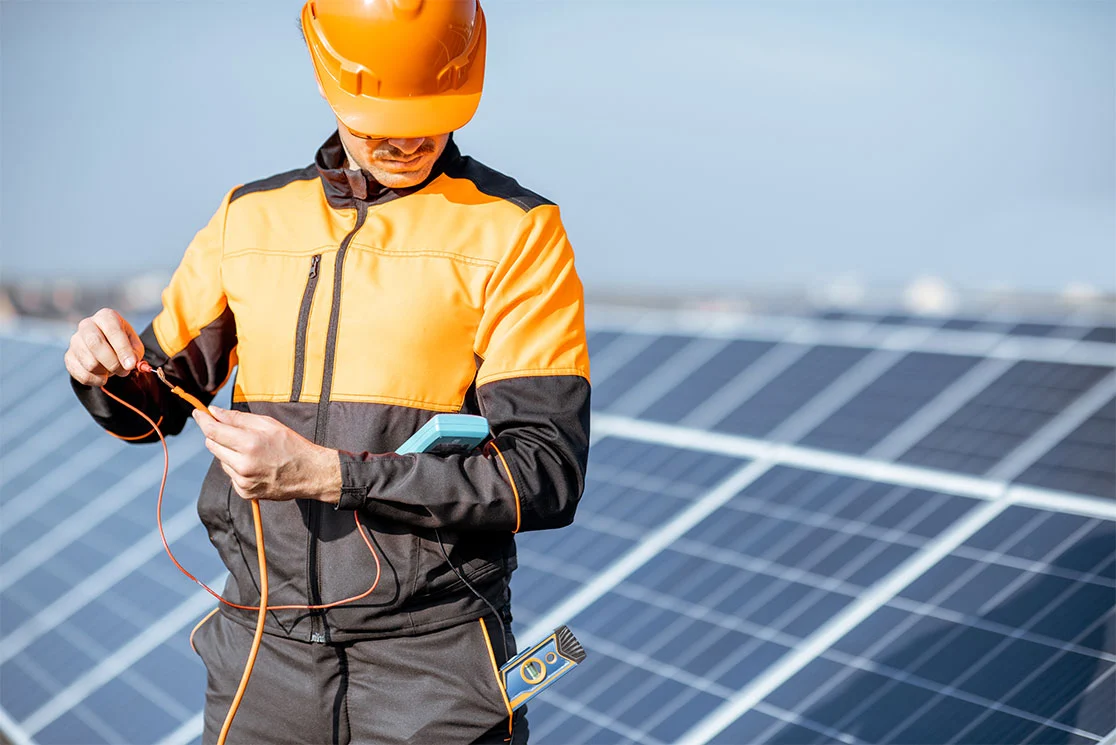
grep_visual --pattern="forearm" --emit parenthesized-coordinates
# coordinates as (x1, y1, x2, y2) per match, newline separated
(332, 376, 590, 532)
(334, 449, 515, 529)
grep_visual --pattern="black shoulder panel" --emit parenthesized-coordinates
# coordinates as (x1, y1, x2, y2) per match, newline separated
(230, 164, 319, 203)
(444, 156, 554, 212)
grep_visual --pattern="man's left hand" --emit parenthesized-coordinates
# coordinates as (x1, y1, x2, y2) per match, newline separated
(192, 406, 342, 505)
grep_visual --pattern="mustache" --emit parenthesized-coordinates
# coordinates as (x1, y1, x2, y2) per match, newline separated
(374, 141, 437, 160)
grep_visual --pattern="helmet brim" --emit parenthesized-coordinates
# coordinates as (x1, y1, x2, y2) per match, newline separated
(321, 80, 482, 139)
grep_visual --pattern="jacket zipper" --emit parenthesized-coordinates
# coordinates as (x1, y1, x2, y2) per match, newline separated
(307, 202, 368, 643)
(289, 254, 321, 402)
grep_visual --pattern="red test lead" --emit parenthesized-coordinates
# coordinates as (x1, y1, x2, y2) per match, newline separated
(98, 365, 381, 745)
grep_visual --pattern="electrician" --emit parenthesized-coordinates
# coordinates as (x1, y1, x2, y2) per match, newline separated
(63, 1, 590, 742)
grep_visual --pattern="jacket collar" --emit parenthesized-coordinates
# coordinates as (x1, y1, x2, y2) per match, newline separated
(315, 131, 459, 210)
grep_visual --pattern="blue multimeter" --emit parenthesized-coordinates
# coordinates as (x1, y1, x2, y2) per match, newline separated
(395, 414, 588, 711)
(395, 414, 491, 456)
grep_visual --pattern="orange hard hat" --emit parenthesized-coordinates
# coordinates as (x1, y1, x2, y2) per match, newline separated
(301, 0, 486, 138)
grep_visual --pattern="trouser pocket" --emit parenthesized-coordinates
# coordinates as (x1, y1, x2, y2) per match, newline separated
(199, 613, 340, 745)
(476, 614, 516, 732)
(343, 613, 528, 744)
(189, 607, 220, 657)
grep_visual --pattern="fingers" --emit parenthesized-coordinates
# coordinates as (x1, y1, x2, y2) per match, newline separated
(192, 409, 254, 453)
(64, 346, 109, 387)
(66, 309, 144, 385)
(93, 308, 144, 371)
(210, 437, 268, 502)
(208, 406, 274, 431)
(201, 421, 255, 498)
(98, 307, 143, 368)
(79, 316, 124, 376)
(206, 436, 249, 475)
(218, 460, 254, 500)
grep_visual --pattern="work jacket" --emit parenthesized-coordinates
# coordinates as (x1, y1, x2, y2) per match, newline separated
(72, 133, 591, 643)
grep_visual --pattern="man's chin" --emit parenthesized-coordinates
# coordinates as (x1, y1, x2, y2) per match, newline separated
(369, 164, 431, 189)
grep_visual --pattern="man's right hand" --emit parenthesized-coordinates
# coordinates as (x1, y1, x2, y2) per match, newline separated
(64, 308, 145, 387)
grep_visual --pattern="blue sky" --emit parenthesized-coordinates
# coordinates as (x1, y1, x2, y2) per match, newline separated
(2, 0, 1113, 294)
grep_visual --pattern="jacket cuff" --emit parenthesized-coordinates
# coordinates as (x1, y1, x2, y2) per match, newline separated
(70, 373, 152, 434)
(334, 450, 408, 511)
(336, 454, 368, 511)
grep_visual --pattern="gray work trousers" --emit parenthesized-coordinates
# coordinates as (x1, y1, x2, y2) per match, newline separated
(193, 610, 528, 744)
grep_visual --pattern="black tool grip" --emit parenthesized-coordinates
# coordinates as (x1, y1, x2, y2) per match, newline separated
(554, 625, 587, 663)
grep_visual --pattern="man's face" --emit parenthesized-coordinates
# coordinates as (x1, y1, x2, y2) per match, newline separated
(336, 121, 450, 189)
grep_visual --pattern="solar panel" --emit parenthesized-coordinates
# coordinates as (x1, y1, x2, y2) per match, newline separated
(634, 340, 776, 424)
(796, 352, 982, 455)
(731, 507, 1115, 745)
(1083, 326, 1116, 345)
(941, 318, 990, 331)
(712, 346, 871, 438)
(2, 304, 1114, 745)
(519, 470, 982, 744)
(897, 361, 1112, 475)
(1015, 396, 1116, 499)
(591, 335, 697, 411)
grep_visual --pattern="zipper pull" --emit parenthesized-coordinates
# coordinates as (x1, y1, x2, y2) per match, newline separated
(310, 631, 327, 644)
(309, 254, 321, 279)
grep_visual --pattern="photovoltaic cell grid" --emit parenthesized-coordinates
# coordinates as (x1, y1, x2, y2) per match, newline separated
(710, 346, 871, 439)
(517, 467, 982, 744)
(2, 303, 1114, 745)
(1016, 396, 1116, 499)
(796, 352, 982, 456)
(897, 361, 1112, 476)
(511, 437, 747, 631)
(717, 506, 1115, 745)
(638, 340, 777, 425)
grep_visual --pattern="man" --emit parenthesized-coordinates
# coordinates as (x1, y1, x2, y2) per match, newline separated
(63, 1, 591, 743)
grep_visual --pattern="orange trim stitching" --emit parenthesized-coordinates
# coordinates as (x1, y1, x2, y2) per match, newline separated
(478, 618, 515, 737)
(189, 607, 220, 654)
(490, 442, 521, 533)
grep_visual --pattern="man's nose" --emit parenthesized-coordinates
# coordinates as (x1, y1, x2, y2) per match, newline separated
(387, 138, 425, 155)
